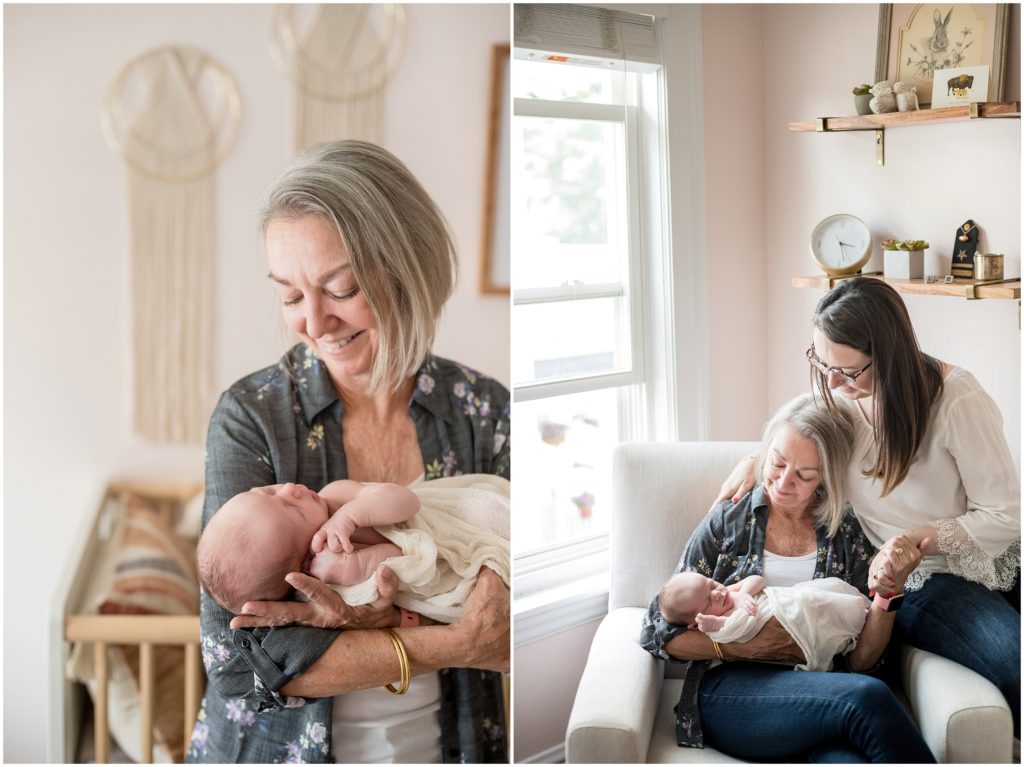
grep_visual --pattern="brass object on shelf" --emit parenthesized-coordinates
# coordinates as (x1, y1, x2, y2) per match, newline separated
(974, 253, 1004, 281)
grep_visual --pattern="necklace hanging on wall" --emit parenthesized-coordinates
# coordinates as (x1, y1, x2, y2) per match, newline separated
(102, 45, 240, 444)
(270, 4, 406, 152)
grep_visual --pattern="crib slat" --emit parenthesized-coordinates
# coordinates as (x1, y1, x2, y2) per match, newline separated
(66, 614, 199, 644)
(139, 642, 154, 763)
(93, 643, 109, 764)
(184, 643, 201, 758)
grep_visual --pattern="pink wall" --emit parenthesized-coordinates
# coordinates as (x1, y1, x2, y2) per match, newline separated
(701, 4, 770, 440)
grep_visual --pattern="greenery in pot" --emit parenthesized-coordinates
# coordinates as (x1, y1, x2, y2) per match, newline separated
(881, 239, 929, 251)
(852, 83, 872, 96)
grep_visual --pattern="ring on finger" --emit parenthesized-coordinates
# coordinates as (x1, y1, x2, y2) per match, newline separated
(893, 547, 904, 555)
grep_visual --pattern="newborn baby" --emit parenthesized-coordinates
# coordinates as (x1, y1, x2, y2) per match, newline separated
(659, 572, 870, 671)
(198, 474, 509, 622)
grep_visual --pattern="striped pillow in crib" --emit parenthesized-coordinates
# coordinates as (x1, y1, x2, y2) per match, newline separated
(98, 494, 198, 615)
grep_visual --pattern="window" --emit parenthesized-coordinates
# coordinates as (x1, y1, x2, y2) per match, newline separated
(511, 6, 677, 598)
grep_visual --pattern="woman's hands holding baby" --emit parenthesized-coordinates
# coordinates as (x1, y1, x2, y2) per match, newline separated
(229, 563, 400, 631)
(446, 567, 510, 672)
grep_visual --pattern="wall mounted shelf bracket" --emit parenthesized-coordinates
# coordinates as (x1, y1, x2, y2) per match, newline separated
(815, 118, 885, 166)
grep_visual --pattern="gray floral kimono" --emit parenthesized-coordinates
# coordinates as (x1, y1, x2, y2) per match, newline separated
(638, 485, 874, 749)
(188, 344, 510, 763)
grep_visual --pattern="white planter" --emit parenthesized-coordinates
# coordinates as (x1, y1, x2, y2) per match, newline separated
(883, 249, 924, 279)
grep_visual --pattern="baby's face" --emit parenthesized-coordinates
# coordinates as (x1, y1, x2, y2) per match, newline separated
(679, 573, 734, 618)
(240, 483, 330, 562)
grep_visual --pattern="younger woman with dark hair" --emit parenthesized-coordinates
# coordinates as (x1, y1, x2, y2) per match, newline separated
(720, 277, 1020, 738)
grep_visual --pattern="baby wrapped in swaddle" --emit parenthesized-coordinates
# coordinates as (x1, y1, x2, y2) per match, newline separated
(659, 572, 869, 671)
(197, 474, 509, 623)
(329, 474, 509, 622)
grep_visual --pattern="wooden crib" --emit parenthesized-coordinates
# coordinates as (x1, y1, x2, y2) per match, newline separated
(52, 480, 205, 763)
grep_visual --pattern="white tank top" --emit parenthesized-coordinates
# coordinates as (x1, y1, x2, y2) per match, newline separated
(763, 549, 817, 587)
(331, 671, 442, 763)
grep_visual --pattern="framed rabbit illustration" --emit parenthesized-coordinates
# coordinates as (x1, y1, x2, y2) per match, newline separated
(874, 4, 1009, 106)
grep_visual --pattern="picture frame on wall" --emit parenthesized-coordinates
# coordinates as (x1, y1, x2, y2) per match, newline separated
(480, 43, 510, 295)
(874, 3, 1009, 106)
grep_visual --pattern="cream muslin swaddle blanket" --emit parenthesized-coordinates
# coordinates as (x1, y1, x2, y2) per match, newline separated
(705, 577, 870, 671)
(331, 474, 509, 622)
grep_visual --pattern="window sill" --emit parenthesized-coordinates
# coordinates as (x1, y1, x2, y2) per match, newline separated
(513, 570, 609, 647)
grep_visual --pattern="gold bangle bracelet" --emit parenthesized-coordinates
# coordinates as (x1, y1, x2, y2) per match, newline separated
(711, 639, 725, 662)
(383, 628, 410, 695)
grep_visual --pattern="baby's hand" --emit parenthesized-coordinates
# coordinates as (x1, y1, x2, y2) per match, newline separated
(311, 512, 359, 554)
(735, 593, 757, 616)
(695, 613, 726, 633)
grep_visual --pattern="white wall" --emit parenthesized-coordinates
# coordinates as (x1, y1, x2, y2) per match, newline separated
(3, 4, 508, 762)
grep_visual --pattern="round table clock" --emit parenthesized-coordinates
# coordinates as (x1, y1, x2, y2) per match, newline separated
(811, 214, 872, 276)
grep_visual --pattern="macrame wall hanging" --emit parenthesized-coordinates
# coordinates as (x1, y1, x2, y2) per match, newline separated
(102, 45, 240, 444)
(270, 4, 406, 151)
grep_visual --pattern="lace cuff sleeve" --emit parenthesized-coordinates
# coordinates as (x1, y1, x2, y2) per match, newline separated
(937, 518, 1021, 591)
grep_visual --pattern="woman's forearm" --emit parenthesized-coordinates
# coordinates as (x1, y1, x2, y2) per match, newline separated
(280, 623, 460, 697)
(664, 628, 722, 662)
(665, 617, 806, 664)
(846, 604, 896, 672)
(279, 568, 508, 697)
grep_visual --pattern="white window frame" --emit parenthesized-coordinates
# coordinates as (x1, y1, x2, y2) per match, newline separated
(511, 56, 677, 610)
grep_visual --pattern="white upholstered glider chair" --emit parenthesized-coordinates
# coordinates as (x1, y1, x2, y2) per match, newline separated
(565, 441, 1014, 763)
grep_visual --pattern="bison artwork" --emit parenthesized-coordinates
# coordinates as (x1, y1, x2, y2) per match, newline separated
(947, 73, 975, 96)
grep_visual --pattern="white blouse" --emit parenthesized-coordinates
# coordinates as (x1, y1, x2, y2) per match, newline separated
(842, 366, 1020, 591)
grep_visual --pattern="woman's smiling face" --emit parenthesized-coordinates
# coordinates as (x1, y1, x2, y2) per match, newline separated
(266, 215, 379, 386)
(762, 424, 821, 516)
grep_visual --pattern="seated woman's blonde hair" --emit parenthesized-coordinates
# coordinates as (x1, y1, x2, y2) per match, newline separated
(757, 393, 855, 538)
(259, 140, 457, 394)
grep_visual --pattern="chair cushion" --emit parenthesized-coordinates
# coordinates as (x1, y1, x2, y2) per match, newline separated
(646, 680, 745, 763)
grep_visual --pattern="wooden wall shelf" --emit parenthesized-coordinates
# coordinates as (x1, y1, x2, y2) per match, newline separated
(789, 101, 1020, 165)
(788, 101, 1020, 132)
(792, 273, 1021, 301)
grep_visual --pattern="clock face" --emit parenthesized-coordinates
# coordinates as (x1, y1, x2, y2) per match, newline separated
(811, 214, 872, 276)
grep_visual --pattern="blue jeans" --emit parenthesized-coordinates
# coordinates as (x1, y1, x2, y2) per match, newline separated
(698, 663, 935, 763)
(895, 573, 1020, 736)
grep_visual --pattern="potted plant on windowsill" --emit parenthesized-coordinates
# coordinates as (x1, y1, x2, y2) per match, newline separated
(852, 84, 872, 116)
(881, 239, 929, 279)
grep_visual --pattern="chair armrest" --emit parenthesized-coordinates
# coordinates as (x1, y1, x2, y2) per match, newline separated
(901, 645, 1013, 763)
(566, 607, 664, 763)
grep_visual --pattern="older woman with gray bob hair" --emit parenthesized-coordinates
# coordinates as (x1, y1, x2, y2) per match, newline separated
(641, 393, 934, 762)
(190, 141, 509, 764)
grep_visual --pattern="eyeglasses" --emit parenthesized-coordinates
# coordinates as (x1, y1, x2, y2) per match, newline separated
(805, 346, 872, 386)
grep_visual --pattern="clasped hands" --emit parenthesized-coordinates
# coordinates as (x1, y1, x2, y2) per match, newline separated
(868, 533, 930, 596)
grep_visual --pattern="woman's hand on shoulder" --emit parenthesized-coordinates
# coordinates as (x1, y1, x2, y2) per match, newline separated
(712, 454, 758, 509)
(446, 567, 510, 672)
(229, 564, 400, 631)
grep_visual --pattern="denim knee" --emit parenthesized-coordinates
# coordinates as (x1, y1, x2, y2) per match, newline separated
(840, 674, 897, 711)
